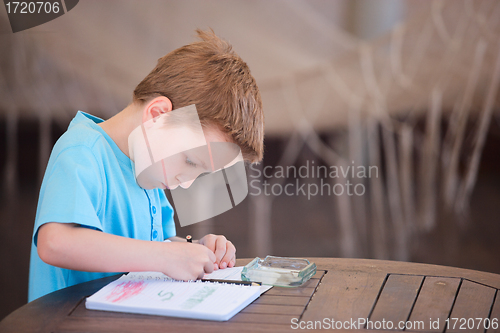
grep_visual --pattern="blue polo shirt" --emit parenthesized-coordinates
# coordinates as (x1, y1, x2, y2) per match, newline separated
(28, 111, 176, 302)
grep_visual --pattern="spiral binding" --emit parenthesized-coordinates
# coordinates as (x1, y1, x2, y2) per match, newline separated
(124, 272, 253, 287)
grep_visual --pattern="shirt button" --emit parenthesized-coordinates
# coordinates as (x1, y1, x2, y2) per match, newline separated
(152, 206, 157, 214)
(152, 230, 158, 239)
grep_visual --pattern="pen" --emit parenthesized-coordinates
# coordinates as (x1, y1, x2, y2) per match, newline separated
(201, 279, 262, 287)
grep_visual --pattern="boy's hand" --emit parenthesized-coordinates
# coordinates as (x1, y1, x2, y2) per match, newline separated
(161, 242, 216, 281)
(198, 234, 236, 270)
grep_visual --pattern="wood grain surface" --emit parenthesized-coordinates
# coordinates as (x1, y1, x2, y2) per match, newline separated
(1, 258, 499, 333)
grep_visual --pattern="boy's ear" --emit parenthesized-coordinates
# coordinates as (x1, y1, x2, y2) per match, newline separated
(142, 96, 173, 123)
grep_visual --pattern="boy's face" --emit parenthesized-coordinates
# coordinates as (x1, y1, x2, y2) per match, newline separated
(128, 102, 247, 226)
(136, 125, 232, 190)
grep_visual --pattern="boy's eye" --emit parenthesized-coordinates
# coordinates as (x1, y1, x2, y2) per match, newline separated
(186, 157, 197, 167)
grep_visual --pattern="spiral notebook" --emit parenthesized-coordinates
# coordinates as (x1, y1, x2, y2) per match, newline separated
(85, 267, 267, 321)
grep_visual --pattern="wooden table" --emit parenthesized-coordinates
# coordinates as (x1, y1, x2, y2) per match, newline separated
(2, 258, 500, 332)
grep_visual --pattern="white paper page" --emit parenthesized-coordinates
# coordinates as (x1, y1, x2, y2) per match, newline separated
(86, 273, 260, 320)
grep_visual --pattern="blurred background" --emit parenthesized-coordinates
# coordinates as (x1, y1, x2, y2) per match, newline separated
(1, 0, 500, 320)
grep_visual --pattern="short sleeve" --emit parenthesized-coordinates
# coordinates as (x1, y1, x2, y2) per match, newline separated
(160, 190, 176, 239)
(34, 146, 104, 246)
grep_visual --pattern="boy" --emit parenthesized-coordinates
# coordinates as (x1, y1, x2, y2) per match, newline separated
(28, 29, 264, 302)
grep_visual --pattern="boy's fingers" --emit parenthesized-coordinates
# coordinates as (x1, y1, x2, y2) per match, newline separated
(220, 241, 236, 268)
(225, 253, 236, 268)
(228, 255, 236, 268)
(203, 251, 216, 275)
(214, 236, 228, 264)
(207, 247, 217, 263)
(200, 234, 216, 253)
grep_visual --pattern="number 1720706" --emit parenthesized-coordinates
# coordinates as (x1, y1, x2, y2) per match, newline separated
(445, 317, 498, 330)
(5, 2, 60, 14)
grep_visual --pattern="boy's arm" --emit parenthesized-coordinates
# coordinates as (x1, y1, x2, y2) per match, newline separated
(37, 222, 216, 280)
(167, 234, 236, 269)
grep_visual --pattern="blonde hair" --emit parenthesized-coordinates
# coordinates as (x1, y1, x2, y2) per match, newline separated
(133, 29, 264, 163)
